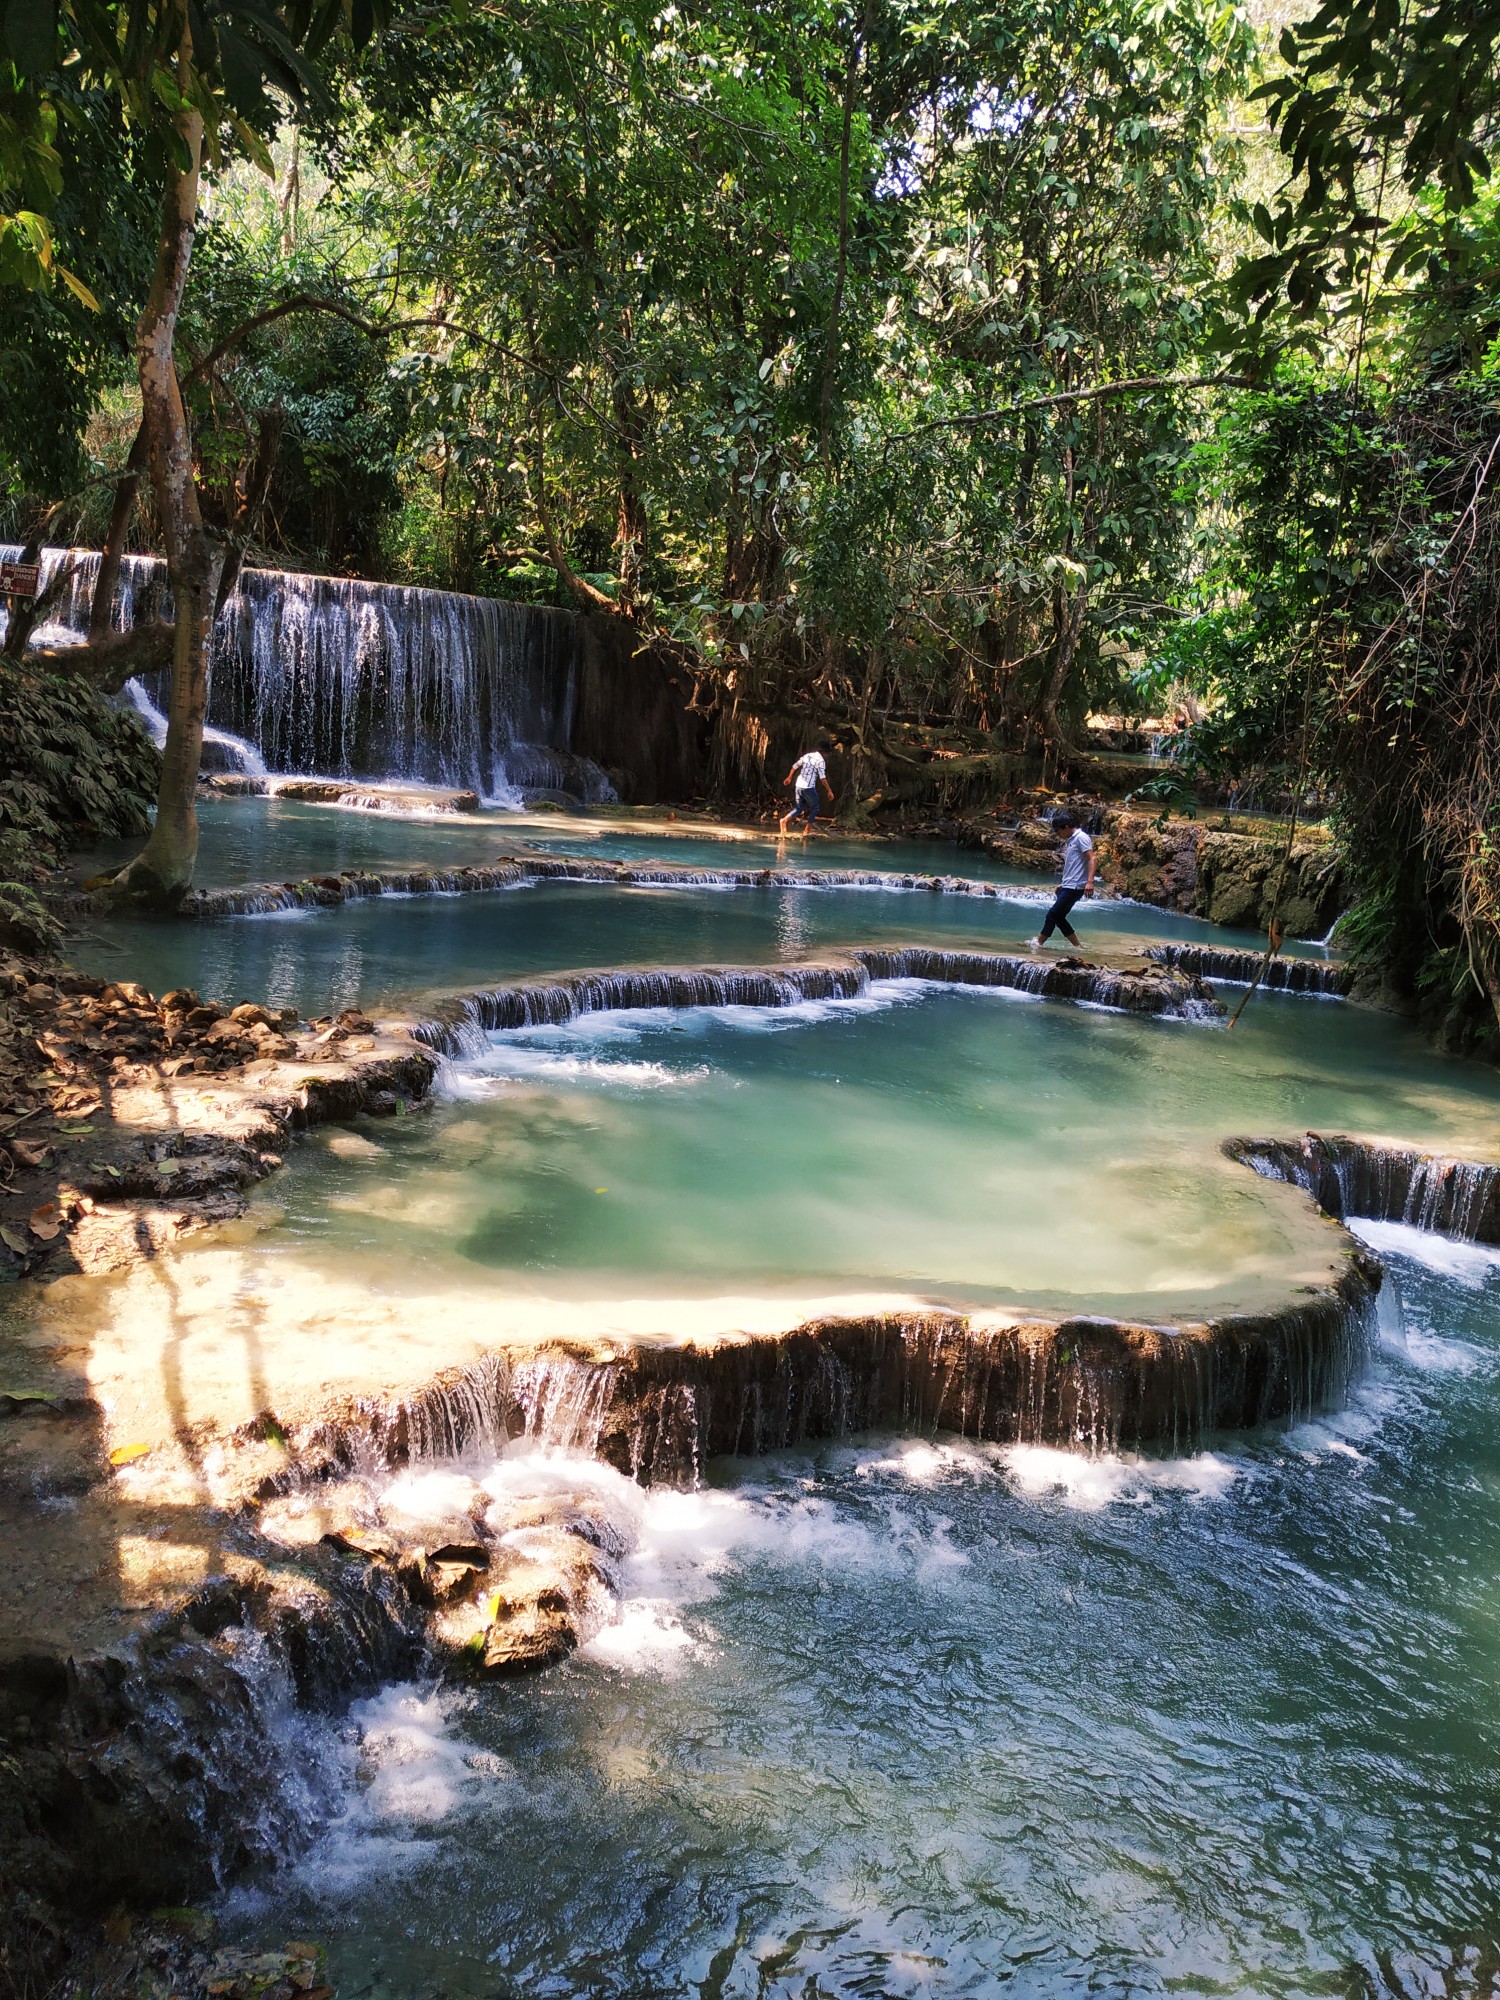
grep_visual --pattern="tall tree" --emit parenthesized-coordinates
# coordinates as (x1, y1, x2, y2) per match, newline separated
(1, 0, 387, 902)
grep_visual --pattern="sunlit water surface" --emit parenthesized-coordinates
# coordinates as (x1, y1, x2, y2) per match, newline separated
(226, 1229, 1500, 1999)
(73, 796, 1038, 891)
(252, 978, 1500, 1322)
(74, 810, 1332, 1021)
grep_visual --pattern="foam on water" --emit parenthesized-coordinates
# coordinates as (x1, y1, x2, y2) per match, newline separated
(708, 980, 928, 1031)
(1348, 1215, 1500, 1286)
(479, 1445, 649, 1530)
(285, 1685, 490, 1896)
(1393, 1325, 1487, 1375)
(443, 1048, 709, 1094)
(378, 1467, 491, 1528)
(997, 1442, 1241, 1509)
(440, 980, 937, 1093)
(548, 1456, 979, 1678)
(1283, 1374, 1409, 1463)
(845, 1434, 1240, 1507)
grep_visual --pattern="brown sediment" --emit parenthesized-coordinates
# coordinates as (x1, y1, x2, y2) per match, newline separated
(0, 954, 438, 1279)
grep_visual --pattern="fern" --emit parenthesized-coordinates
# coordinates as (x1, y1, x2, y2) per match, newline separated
(0, 881, 63, 953)
(0, 660, 161, 884)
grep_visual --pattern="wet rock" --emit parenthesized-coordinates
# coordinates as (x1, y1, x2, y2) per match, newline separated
(399, 1543, 489, 1606)
(321, 1525, 400, 1563)
(492, 1491, 635, 1561)
(475, 1565, 579, 1675)
(459, 1520, 619, 1676)
(204, 1940, 331, 1998)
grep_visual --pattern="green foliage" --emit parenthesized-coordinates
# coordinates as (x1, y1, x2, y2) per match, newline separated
(0, 79, 155, 505)
(1167, 374, 1500, 1043)
(0, 661, 160, 873)
(182, 220, 410, 569)
(0, 878, 62, 953)
(309, 0, 1249, 750)
(1223, 0, 1500, 364)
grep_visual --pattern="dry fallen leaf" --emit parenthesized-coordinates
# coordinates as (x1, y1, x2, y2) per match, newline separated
(27, 1202, 61, 1241)
(0, 1226, 28, 1256)
(109, 1442, 152, 1467)
(11, 1138, 50, 1167)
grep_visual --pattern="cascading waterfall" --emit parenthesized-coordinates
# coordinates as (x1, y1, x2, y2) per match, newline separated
(1147, 942, 1351, 996)
(394, 1289, 1372, 1485)
(124, 670, 268, 779)
(1226, 1133, 1500, 1244)
(148, 855, 1052, 920)
(412, 949, 1221, 1056)
(0, 544, 616, 805)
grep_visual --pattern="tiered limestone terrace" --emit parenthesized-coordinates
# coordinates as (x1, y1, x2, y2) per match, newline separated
(0, 849, 1490, 1924)
(70, 852, 1109, 919)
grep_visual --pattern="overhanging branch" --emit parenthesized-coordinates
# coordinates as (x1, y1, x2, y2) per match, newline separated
(887, 373, 1253, 444)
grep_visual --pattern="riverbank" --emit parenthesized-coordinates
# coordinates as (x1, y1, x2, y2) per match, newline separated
(915, 804, 1344, 942)
(0, 950, 436, 1280)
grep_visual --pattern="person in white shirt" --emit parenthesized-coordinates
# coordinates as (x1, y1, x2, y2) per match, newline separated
(779, 738, 835, 837)
(1034, 810, 1096, 946)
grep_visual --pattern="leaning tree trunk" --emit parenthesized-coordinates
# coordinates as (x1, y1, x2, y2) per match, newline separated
(89, 423, 148, 642)
(118, 76, 222, 907)
(1035, 577, 1087, 758)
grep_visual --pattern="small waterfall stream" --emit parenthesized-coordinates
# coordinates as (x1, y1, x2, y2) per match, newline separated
(1227, 1134, 1500, 1243)
(1, 545, 616, 805)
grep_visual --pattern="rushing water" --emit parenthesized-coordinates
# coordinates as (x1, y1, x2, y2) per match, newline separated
(225, 1226, 1500, 1999)
(2, 546, 609, 802)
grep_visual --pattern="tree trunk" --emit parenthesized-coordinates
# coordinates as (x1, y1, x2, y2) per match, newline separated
(611, 350, 647, 616)
(818, 8, 865, 462)
(118, 68, 219, 907)
(1036, 578, 1087, 754)
(89, 423, 148, 642)
(1, 532, 46, 656)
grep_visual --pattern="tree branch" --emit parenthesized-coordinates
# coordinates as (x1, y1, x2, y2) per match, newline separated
(887, 374, 1253, 442)
(180, 292, 546, 388)
(32, 621, 174, 694)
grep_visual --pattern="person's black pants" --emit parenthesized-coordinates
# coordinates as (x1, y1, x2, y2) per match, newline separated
(1039, 885, 1086, 942)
